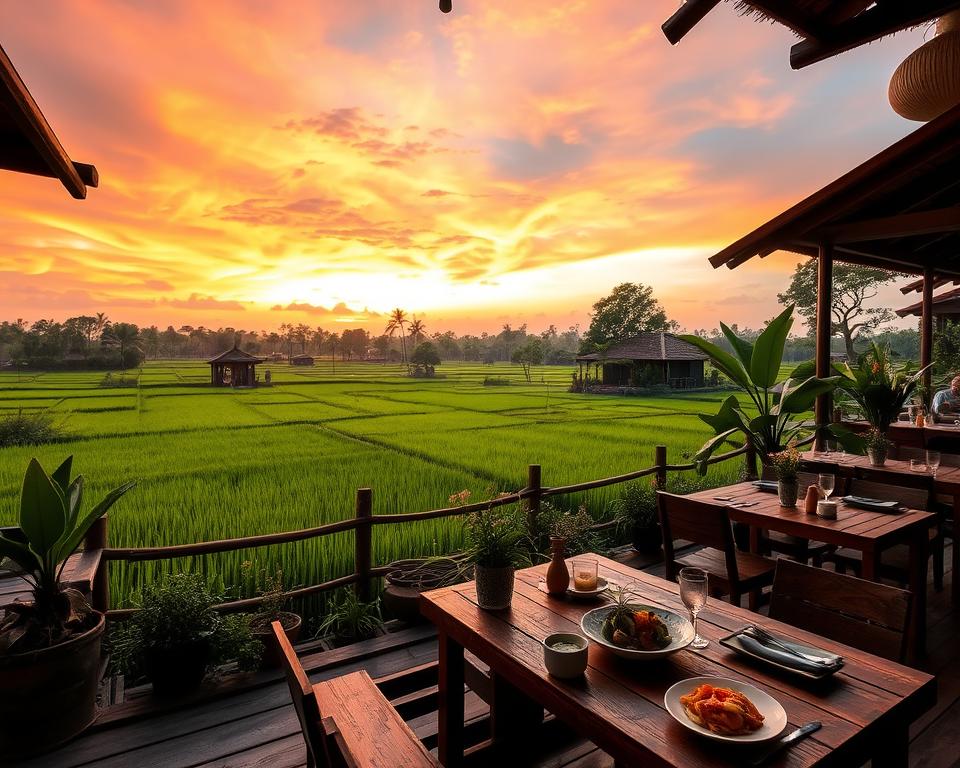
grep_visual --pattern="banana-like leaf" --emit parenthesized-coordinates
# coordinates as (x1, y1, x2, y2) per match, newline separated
(693, 427, 741, 475)
(779, 376, 839, 414)
(678, 334, 752, 391)
(19, 459, 66, 560)
(55, 480, 137, 566)
(0, 533, 42, 576)
(720, 322, 754, 370)
(698, 394, 743, 434)
(51, 456, 73, 495)
(65, 476, 84, 532)
(822, 423, 865, 453)
(750, 305, 794, 388)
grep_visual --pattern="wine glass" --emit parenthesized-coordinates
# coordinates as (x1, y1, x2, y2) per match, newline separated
(926, 450, 941, 478)
(678, 567, 709, 649)
(818, 473, 835, 501)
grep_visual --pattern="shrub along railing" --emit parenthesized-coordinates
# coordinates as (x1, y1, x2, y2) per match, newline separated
(95, 440, 759, 620)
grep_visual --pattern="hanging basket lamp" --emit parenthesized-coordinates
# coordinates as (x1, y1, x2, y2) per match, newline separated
(889, 11, 960, 122)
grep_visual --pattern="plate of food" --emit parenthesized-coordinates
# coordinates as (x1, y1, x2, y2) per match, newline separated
(579, 587, 694, 659)
(664, 677, 788, 743)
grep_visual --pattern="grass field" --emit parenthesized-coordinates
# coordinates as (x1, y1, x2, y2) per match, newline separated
(0, 360, 747, 612)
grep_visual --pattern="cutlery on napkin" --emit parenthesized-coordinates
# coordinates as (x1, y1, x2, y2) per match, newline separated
(736, 629, 842, 675)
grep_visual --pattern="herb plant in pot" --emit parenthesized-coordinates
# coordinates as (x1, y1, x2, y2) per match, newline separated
(317, 589, 385, 647)
(770, 445, 802, 508)
(465, 505, 530, 610)
(0, 456, 135, 755)
(864, 427, 890, 467)
(242, 563, 301, 668)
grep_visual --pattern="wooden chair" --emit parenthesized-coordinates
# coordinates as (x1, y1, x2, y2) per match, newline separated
(769, 559, 911, 662)
(828, 478, 943, 589)
(658, 492, 776, 609)
(273, 621, 440, 768)
(759, 469, 836, 566)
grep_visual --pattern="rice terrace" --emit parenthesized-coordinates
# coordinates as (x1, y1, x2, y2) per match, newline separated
(0, 360, 740, 611)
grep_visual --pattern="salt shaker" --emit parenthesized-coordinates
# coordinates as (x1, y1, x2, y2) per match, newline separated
(804, 484, 820, 515)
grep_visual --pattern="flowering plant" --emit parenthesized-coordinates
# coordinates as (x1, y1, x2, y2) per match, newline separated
(464, 505, 530, 568)
(769, 444, 801, 482)
(837, 343, 928, 432)
(863, 427, 890, 452)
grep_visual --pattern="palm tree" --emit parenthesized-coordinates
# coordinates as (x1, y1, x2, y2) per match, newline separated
(103, 323, 142, 370)
(408, 317, 426, 348)
(93, 312, 110, 343)
(385, 308, 409, 365)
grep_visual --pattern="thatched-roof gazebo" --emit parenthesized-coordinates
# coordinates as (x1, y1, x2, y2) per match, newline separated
(576, 333, 708, 389)
(208, 345, 265, 387)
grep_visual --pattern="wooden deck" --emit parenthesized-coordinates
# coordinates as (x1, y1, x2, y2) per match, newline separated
(12, 544, 959, 768)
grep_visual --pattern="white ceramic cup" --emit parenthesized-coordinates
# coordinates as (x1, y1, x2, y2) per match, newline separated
(543, 632, 589, 678)
(816, 500, 838, 520)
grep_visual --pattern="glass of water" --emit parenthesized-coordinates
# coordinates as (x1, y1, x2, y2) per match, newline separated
(926, 450, 941, 477)
(818, 473, 835, 501)
(679, 567, 709, 649)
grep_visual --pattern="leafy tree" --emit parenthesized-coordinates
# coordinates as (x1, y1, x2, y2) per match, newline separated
(511, 338, 544, 383)
(933, 320, 960, 376)
(102, 322, 143, 370)
(581, 283, 669, 351)
(411, 341, 441, 375)
(777, 261, 899, 360)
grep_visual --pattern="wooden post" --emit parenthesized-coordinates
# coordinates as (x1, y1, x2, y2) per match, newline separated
(654, 445, 667, 491)
(355, 488, 373, 602)
(921, 266, 934, 406)
(744, 438, 758, 481)
(86, 515, 109, 612)
(814, 243, 833, 450)
(526, 464, 541, 536)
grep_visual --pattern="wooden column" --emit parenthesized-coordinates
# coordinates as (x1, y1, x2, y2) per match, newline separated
(354, 488, 373, 602)
(921, 266, 934, 405)
(814, 244, 833, 450)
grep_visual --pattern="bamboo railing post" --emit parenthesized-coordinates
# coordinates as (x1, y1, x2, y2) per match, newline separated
(526, 464, 542, 536)
(355, 488, 373, 602)
(744, 439, 759, 481)
(86, 514, 109, 612)
(654, 446, 667, 491)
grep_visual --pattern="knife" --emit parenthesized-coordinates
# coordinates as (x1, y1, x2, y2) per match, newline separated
(749, 722, 821, 766)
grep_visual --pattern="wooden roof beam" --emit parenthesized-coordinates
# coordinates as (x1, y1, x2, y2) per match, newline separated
(0, 43, 91, 199)
(816, 207, 960, 244)
(790, 1, 960, 69)
(0, 136, 98, 187)
(661, 0, 721, 44)
(748, 0, 830, 39)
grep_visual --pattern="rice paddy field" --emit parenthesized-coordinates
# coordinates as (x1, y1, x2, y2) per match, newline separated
(0, 360, 747, 612)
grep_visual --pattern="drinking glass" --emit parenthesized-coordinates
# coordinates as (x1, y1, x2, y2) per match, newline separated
(678, 567, 709, 649)
(818, 473, 835, 501)
(926, 450, 941, 478)
(572, 559, 598, 591)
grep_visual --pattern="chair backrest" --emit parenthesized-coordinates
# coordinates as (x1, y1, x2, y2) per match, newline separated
(848, 477, 931, 510)
(769, 559, 911, 662)
(657, 492, 738, 582)
(273, 621, 332, 768)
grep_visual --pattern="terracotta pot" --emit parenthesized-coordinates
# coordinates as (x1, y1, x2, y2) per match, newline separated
(475, 565, 515, 610)
(0, 611, 105, 757)
(252, 612, 302, 668)
(144, 637, 210, 697)
(777, 479, 799, 508)
(545, 537, 570, 595)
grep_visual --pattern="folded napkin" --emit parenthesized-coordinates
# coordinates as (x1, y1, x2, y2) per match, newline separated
(842, 495, 901, 512)
(736, 632, 843, 675)
(752, 480, 778, 492)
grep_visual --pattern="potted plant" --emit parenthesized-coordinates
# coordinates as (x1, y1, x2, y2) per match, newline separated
(836, 343, 927, 434)
(317, 589, 385, 647)
(464, 505, 530, 610)
(609, 481, 660, 554)
(679, 306, 844, 471)
(241, 563, 302, 668)
(109, 573, 261, 696)
(770, 445, 802, 507)
(0, 456, 135, 755)
(864, 427, 891, 467)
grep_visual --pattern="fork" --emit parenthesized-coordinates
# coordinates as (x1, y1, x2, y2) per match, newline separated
(745, 625, 840, 666)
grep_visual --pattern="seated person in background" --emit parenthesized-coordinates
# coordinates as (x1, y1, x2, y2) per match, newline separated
(931, 375, 960, 423)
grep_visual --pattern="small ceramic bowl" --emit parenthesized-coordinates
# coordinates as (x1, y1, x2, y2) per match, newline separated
(543, 632, 589, 678)
(816, 499, 838, 520)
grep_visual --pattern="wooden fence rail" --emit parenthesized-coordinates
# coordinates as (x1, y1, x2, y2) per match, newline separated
(96, 440, 759, 620)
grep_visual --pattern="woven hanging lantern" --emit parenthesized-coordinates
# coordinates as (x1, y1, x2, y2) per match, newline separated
(889, 12, 960, 122)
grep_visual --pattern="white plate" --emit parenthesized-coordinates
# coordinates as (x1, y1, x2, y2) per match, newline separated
(664, 676, 788, 743)
(566, 576, 610, 599)
(580, 604, 694, 659)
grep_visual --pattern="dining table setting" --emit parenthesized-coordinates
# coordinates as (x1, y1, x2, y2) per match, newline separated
(419, 554, 936, 768)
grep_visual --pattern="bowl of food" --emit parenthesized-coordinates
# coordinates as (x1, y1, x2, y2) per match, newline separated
(542, 632, 589, 678)
(580, 588, 694, 659)
(663, 676, 787, 743)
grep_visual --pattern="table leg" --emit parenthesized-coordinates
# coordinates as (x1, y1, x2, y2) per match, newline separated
(490, 671, 543, 755)
(861, 545, 880, 582)
(907, 526, 929, 662)
(953, 497, 960, 608)
(438, 631, 465, 767)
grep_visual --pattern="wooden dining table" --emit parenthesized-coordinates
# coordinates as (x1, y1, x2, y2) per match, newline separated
(802, 450, 959, 607)
(686, 481, 934, 660)
(420, 556, 936, 768)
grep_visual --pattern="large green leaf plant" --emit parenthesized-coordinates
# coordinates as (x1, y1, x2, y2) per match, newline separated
(0, 456, 135, 653)
(836, 343, 927, 432)
(679, 305, 841, 472)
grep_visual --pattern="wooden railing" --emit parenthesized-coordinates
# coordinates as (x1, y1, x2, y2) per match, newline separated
(96, 440, 758, 620)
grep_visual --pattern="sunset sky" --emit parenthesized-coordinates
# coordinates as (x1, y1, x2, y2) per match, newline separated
(0, 1, 929, 336)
